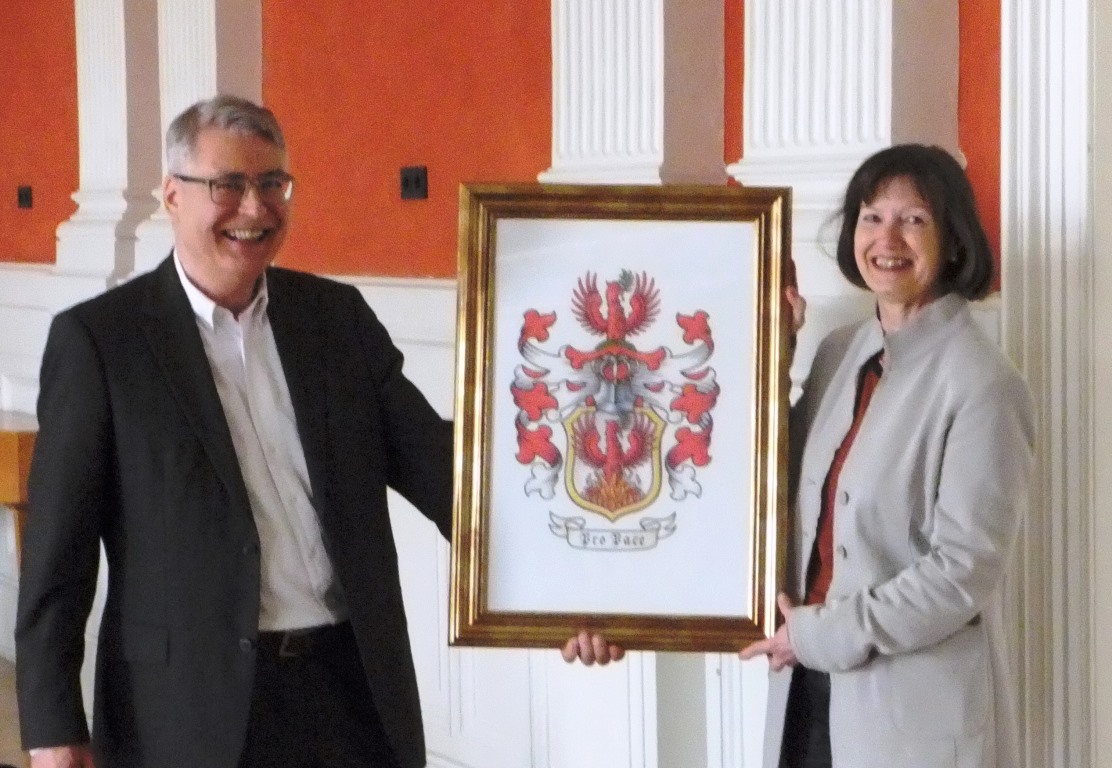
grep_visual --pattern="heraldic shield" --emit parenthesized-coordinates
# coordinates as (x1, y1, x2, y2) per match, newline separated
(563, 404, 665, 522)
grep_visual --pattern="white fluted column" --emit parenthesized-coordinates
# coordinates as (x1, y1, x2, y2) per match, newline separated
(55, 0, 162, 280)
(541, 0, 725, 184)
(729, 0, 958, 300)
(133, 0, 262, 275)
(1001, 1, 1092, 766)
(729, 0, 960, 401)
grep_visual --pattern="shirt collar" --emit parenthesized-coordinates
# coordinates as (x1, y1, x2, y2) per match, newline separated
(173, 250, 269, 329)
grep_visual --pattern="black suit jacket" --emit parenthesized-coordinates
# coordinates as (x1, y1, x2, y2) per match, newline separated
(15, 257, 454, 768)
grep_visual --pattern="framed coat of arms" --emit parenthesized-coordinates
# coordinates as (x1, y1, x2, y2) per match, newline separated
(450, 183, 792, 652)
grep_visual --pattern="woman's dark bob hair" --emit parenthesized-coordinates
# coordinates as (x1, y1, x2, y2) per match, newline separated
(835, 143, 994, 300)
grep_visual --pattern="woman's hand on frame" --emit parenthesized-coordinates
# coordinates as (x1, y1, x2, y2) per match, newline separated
(738, 593, 800, 672)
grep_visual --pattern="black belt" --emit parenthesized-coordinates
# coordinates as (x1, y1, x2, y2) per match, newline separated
(257, 621, 352, 659)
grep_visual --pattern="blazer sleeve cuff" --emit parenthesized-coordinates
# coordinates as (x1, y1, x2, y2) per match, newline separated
(788, 598, 874, 673)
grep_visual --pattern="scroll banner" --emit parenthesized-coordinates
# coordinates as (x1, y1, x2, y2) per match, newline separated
(549, 512, 677, 551)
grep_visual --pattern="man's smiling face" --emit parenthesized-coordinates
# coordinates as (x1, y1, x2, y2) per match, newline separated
(164, 127, 290, 313)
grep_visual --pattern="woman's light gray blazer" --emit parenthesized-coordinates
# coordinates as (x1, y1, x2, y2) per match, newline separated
(768, 294, 1035, 768)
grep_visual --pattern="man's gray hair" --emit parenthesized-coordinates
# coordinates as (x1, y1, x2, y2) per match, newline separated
(165, 95, 286, 173)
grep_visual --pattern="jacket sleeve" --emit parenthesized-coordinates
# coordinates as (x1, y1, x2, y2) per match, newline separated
(787, 367, 1036, 673)
(16, 311, 109, 748)
(350, 288, 454, 541)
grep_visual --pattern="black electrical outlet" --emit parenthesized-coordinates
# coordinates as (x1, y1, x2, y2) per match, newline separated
(400, 166, 428, 200)
(17, 186, 32, 209)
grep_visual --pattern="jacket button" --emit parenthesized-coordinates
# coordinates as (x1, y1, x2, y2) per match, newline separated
(239, 637, 255, 653)
(838, 490, 850, 505)
(837, 544, 848, 559)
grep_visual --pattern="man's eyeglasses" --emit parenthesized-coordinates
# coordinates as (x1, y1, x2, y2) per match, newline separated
(173, 172, 294, 207)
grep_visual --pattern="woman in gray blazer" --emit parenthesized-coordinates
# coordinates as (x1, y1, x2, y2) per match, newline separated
(741, 144, 1036, 768)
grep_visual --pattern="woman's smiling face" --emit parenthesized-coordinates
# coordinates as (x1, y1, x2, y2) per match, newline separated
(853, 174, 944, 332)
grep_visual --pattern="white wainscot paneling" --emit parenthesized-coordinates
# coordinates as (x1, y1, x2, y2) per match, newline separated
(389, 490, 537, 768)
(364, 275, 656, 768)
(0, 264, 118, 413)
(368, 279, 539, 768)
(356, 278, 538, 768)
(0, 264, 115, 662)
(0, 506, 20, 659)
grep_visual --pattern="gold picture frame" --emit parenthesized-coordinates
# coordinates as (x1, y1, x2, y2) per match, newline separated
(451, 183, 792, 652)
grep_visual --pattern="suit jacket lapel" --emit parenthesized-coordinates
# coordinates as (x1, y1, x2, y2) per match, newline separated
(139, 257, 252, 513)
(265, 269, 331, 515)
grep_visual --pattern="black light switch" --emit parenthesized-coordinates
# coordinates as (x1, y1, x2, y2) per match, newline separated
(17, 186, 32, 209)
(400, 166, 428, 200)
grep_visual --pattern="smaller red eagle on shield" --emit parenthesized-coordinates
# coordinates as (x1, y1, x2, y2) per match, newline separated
(566, 408, 665, 520)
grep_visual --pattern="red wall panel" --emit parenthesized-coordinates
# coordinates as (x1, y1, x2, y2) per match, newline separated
(262, 1, 551, 278)
(0, 0, 78, 263)
(725, 1, 744, 166)
(959, 0, 1002, 285)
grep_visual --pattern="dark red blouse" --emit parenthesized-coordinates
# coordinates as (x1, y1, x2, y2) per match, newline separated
(805, 350, 885, 606)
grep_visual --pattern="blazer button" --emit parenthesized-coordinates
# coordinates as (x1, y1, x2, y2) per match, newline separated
(837, 544, 848, 559)
(239, 637, 256, 654)
(838, 490, 850, 505)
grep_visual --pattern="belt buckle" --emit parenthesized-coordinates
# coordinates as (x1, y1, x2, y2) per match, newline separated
(278, 629, 309, 658)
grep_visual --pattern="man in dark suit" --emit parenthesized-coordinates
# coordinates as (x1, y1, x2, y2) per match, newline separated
(15, 96, 454, 768)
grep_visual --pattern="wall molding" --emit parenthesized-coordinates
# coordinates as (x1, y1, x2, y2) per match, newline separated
(59, 0, 161, 281)
(541, 0, 725, 184)
(1000, 0, 1093, 766)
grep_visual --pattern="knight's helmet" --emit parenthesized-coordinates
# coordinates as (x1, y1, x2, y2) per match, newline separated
(593, 356, 637, 419)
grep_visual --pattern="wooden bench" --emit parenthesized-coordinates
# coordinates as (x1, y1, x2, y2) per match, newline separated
(0, 411, 36, 566)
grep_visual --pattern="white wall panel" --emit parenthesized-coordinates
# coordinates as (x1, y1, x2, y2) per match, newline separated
(0, 507, 19, 659)
(1091, 3, 1112, 762)
(1002, 0, 1094, 764)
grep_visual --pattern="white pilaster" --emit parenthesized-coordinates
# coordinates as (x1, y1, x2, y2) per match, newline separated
(704, 654, 779, 768)
(1090, 2, 1112, 763)
(541, 0, 725, 184)
(729, 0, 958, 300)
(134, 0, 262, 275)
(1000, 1, 1092, 766)
(55, 0, 162, 281)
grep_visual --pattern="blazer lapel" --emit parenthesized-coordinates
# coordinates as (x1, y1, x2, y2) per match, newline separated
(139, 257, 252, 513)
(265, 270, 331, 514)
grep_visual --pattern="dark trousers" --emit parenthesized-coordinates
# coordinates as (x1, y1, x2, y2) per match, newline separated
(238, 622, 400, 768)
(779, 666, 832, 768)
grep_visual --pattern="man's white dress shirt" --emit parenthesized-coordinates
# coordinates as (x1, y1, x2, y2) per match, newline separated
(175, 254, 346, 631)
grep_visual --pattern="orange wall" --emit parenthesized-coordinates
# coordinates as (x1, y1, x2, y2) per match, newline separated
(959, 0, 1002, 278)
(724, 1, 744, 165)
(262, 1, 551, 278)
(0, 0, 77, 264)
